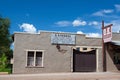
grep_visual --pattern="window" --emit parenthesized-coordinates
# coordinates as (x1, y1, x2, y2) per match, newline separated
(36, 52, 42, 66)
(27, 50, 43, 67)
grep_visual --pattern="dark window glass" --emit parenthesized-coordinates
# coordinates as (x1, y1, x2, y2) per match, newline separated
(36, 52, 42, 66)
(27, 51, 34, 66)
(83, 48, 87, 50)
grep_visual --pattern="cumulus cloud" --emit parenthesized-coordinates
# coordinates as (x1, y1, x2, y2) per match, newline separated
(77, 31, 84, 34)
(88, 21, 99, 26)
(55, 19, 87, 27)
(115, 4, 120, 12)
(19, 23, 37, 33)
(92, 9, 113, 16)
(55, 21, 71, 27)
(72, 19, 87, 27)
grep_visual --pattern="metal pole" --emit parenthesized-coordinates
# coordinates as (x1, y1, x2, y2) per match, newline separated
(102, 20, 106, 71)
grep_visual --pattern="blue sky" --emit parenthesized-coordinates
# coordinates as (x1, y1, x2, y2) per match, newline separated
(1, 0, 120, 37)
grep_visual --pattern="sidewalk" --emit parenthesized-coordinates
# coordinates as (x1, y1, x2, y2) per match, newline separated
(0, 72, 120, 80)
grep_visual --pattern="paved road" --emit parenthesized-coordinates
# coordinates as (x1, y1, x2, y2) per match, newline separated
(0, 72, 120, 80)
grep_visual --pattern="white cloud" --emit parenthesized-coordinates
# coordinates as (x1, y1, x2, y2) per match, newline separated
(92, 11, 104, 16)
(72, 19, 87, 27)
(55, 21, 71, 27)
(109, 20, 120, 32)
(76, 31, 101, 38)
(86, 33, 101, 37)
(95, 20, 120, 33)
(19, 23, 37, 33)
(115, 4, 120, 12)
(92, 9, 113, 16)
(103, 9, 113, 13)
(88, 21, 99, 26)
(77, 31, 84, 34)
(55, 19, 87, 27)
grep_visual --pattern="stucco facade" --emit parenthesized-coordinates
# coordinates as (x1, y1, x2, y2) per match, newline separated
(13, 31, 104, 74)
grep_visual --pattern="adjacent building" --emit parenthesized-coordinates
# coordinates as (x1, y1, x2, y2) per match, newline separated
(13, 31, 120, 74)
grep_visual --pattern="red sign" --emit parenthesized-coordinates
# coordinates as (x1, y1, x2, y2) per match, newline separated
(102, 24, 112, 43)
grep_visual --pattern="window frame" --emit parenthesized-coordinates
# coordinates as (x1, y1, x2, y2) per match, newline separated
(26, 50, 44, 68)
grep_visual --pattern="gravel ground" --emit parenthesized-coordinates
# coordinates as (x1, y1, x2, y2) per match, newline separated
(0, 72, 120, 80)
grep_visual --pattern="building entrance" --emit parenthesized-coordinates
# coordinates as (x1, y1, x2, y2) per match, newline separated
(73, 49, 96, 72)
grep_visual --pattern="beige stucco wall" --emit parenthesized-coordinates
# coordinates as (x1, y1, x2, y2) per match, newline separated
(13, 32, 72, 74)
(13, 31, 103, 74)
(106, 45, 118, 72)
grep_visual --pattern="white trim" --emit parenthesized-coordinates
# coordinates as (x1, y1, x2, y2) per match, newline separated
(96, 49, 99, 72)
(34, 51, 36, 66)
(39, 30, 77, 35)
(25, 49, 45, 52)
(75, 46, 102, 48)
(14, 32, 40, 34)
(42, 51, 44, 67)
(26, 51, 28, 67)
(71, 47, 73, 72)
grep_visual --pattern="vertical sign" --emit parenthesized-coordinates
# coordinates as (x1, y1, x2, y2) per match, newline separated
(102, 24, 113, 43)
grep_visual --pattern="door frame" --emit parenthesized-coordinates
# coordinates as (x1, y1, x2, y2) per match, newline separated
(71, 46, 101, 72)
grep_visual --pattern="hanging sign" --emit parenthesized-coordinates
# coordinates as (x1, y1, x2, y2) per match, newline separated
(102, 24, 113, 43)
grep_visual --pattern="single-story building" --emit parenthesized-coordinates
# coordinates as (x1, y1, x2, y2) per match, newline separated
(13, 31, 120, 74)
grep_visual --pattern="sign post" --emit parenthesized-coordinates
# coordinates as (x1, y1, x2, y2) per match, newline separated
(102, 21, 113, 71)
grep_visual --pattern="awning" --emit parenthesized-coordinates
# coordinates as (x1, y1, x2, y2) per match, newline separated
(109, 41, 120, 46)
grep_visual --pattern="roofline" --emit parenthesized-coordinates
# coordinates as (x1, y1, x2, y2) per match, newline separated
(38, 30, 78, 35)
(13, 30, 86, 36)
(14, 31, 40, 34)
(86, 37, 102, 39)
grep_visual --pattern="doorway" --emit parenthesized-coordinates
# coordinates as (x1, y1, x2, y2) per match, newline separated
(73, 49, 96, 72)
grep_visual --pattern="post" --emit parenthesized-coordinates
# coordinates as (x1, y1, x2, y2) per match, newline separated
(102, 20, 106, 71)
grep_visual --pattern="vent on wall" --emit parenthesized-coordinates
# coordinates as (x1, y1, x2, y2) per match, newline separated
(83, 48, 87, 50)
(75, 47, 96, 52)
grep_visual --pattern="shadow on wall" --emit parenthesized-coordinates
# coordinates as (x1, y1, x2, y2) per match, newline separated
(106, 42, 120, 71)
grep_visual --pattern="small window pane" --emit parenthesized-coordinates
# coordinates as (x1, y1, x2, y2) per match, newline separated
(36, 52, 42, 57)
(36, 52, 42, 66)
(27, 51, 34, 66)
